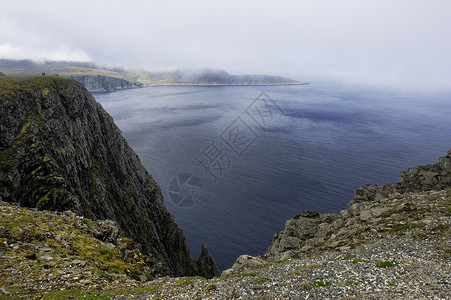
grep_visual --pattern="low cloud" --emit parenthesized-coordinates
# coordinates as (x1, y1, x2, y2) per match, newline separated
(1, 0, 450, 91)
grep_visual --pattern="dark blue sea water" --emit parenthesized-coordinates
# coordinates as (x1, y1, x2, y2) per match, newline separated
(95, 83, 451, 271)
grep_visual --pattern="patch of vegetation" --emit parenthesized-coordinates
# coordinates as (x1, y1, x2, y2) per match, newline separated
(43, 289, 113, 300)
(389, 223, 426, 233)
(375, 261, 398, 268)
(383, 209, 398, 217)
(88, 268, 114, 279)
(15, 120, 31, 140)
(36, 188, 65, 209)
(335, 254, 355, 260)
(83, 218, 95, 226)
(175, 276, 203, 286)
(239, 272, 259, 277)
(314, 241, 325, 247)
(313, 280, 332, 287)
(253, 277, 271, 284)
(0, 222, 19, 228)
(114, 286, 158, 296)
(95, 245, 113, 256)
(275, 258, 290, 264)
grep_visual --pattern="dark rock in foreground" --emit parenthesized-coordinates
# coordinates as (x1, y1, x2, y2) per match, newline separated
(0, 76, 217, 277)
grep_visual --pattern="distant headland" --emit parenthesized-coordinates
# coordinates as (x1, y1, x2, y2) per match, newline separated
(0, 59, 307, 92)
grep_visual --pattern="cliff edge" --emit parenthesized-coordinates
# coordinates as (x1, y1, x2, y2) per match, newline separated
(0, 76, 218, 278)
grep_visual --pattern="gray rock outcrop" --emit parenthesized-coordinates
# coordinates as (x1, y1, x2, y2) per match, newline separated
(69, 75, 143, 92)
(264, 149, 451, 260)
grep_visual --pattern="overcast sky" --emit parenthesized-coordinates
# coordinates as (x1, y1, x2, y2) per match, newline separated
(1, 0, 450, 90)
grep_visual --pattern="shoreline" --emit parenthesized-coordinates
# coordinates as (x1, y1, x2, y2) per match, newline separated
(144, 82, 310, 87)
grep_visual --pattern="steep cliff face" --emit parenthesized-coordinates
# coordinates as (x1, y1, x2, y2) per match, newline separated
(0, 76, 217, 277)
(69, 75, 143, 92)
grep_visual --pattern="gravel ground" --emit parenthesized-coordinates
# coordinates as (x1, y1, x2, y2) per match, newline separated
(115, 234, 449, 299)
(115, 189, 451, 300)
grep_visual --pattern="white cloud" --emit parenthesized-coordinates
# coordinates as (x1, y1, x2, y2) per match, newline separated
(0, 0, 450, 90)
(0, 43, 90, 62)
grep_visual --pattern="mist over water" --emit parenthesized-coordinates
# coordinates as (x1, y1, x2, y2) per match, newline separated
(95, 83, 451, 270)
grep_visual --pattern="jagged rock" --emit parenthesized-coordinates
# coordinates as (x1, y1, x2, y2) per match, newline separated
(351, 150, 451, 206)
(264, 149, 451, 260)
(221, 255, 267, 277)
(195, 245, 220, 279)
(359, 207, 390, 221)
(265, 211, 341, 260)
(92, 220, 119, 243)
(0, 77, 216, 277)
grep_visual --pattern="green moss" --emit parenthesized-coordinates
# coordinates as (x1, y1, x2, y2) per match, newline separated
(114, 286, 158, 296)
(175, 276, 203, 286)
(43, 289, 112, 300)
(95, 245, 113, 256)
(375, 261, 398, 268)
(83, 218, 95, 226)
(0, 76, 65, 99)
(239, 272, 259, 277)
(314, 241, 325, 247)
(36, 188, 65, 209)
(253, 277, 271, 284)
(15, 121, 31, 140)
(389, 223, 426, 233)
(36, 108, 50, 125)
(0, 222, 19, 228)
(313, 280, 332, 287)
(43, 153, 53, 162)
(88, 268, 114, 279)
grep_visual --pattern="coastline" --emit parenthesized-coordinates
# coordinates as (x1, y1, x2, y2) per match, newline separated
(144, 82, 310, 87)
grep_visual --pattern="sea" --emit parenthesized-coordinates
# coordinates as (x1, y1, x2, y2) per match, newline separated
(94, 82, 451, 271)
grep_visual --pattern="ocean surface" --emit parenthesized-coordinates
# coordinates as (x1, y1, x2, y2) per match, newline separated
(95, 83, 451, 271)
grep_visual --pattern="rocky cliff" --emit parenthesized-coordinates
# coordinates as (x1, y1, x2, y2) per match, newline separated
(0, 76, 218, 278)
(68, 75, 143, 92)
(264, 149, 451, 260)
